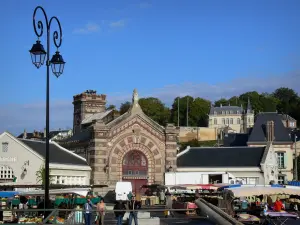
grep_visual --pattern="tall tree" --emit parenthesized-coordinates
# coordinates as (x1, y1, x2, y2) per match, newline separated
(138, 97, 170, 126)
(36, 163, 54, 187)
(170, 96, 210, 127)
(273, 87, 299, 115)
(119, 101, 131, 115)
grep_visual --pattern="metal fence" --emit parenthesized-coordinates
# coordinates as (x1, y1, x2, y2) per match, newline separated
(0, 208, 210, 225)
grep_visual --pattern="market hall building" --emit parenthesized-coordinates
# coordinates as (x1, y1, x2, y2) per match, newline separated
(0, 132, 91, 189)
(60, 89, 178, 193)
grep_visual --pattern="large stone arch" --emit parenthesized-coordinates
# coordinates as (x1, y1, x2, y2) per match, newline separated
(108, 135, 164, 184)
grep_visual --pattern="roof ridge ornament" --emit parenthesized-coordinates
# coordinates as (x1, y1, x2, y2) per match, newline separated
(132, 88, 139, 106)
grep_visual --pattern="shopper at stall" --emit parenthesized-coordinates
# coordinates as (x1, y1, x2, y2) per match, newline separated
(96, 199, 106, 225)
(128, 196, 141, 225)
(113, 201, 126, 225)
(84, 197, 96, 225)
(274, 197, 285, 212)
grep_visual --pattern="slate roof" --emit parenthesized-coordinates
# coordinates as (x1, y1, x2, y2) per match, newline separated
(17, 130, 70, 140)
(223, 133, 249, 147)
(177, 147, 265, 167)
(209, 106, 243, 115)
(19, 139, 88, 166)
(81, 109, 113, 125)
(63, 129, 91, 143)
(247, 112, 292, 144)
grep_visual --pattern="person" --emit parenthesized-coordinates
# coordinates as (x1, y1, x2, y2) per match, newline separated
(274, 197, 284, 212)
(96, 199, 106, 225)
(113, 201, 126, 225)
(165, 194, 175, 218)
(160, 190, 165, 205)
(84, 197, 96, 225)
(128, 196, 140, 225)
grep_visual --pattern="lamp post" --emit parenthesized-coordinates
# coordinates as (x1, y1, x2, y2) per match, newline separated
(29, 6, 65, 214)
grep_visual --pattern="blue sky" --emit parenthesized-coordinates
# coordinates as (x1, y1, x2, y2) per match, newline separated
(1, 0, 300, 134)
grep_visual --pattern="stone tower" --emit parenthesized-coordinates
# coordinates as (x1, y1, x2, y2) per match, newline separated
(73, 90, 106, 134)
(243, 97, 254, 132)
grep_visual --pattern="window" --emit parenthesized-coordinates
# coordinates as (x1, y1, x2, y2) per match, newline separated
(214, 118, 217, 124)
(237, 118, 240, 124)
(230, 118, 233, 124)
(222, 111, 225, 115)
(237, 111, 240, 114)
(214, 111, 217, 115)
(230, 111, 233, 114)
(226, 111, 229, 114)
(277, 152, 285, 169)
(278, 176, 285, 184)
(226, 118, 229, 124)
(222, 118, 225, 124)
(290, 122, 295, 127)
(236, 177, 259, 185)
(0, 165, 14, 180)
(2, 142, 8, 152)
(248, 118, 250, 123)
(56, 176, 61, 184)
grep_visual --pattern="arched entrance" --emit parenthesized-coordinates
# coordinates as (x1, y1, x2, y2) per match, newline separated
(122, 150, 148, 196)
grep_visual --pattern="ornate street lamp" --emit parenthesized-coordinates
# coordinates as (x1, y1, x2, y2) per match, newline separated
(29, 6, 66, 215)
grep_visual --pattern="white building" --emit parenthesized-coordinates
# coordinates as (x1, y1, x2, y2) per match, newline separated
(165, 141, 280, 186)
(0, 132, 91, 188)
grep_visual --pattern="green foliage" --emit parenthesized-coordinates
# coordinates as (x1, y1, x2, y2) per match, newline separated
(138, 97, 170, 126)
(118, 87, 300, 129)
(36, 164, 54, 188)
(106, 105, 116, 110)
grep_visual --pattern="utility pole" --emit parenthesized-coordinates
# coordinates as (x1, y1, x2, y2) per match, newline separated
(186, 98, 189, 127)
(295, 134, 298, 180)
(177, 97, 180, 127)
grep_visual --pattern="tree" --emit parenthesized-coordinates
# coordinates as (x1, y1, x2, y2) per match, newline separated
(273, 87, 300, 115)
(138, 97, 170, 126)
(36, 164, 54, 187)
(106, 104, 116, 110)
(119, 101, 131, 115)
(214, 98, 228, 107)
(170, 96, 210, 127)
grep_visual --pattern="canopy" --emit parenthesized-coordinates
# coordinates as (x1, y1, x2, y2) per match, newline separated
(18, 188, 90, 197)
(183, 184, 219, 190)
(0, 191, 19, 198)
(226, 186, 300, 197)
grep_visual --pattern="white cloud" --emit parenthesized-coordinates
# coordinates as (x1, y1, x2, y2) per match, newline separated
(73, 22, 100, 34)
(109, 20, 126, 28)
(1, 71, 300, 135)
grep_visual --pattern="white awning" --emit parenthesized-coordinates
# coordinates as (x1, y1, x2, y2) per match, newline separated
(19, 188, 90, 196)
(226, 186, 300, 197)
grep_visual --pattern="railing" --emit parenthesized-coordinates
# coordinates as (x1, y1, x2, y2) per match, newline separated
(0, 208, 212, 224)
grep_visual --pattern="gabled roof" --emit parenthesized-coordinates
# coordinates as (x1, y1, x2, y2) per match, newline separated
(280, 114, 296, 122)
(63, 129, 91, 143)
(81, 109, 114, 125)
(177, 146, 265, 167)
(19, 139, 88, 166)
(247, 112, 292, 144)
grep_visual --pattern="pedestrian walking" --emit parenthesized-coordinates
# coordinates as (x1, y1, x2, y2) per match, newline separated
(96, 199, 106, 225)
(84, 197, 96, 225)
(128, 196, 140, 225)
(113, 201, 126, 225)
(165, 194, 175, 218)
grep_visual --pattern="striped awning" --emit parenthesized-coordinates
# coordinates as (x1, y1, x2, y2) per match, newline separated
(122, 176, 148, 179)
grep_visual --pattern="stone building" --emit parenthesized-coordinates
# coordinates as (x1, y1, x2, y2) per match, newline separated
(208, 98, 254, 134)
(60, 89, 178, 193)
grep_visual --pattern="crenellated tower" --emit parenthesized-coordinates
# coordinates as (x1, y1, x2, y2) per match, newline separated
(72, 90, 106, 134)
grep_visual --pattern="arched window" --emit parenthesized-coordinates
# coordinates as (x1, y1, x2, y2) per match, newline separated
(0, 165, 14, 181)
(122, 151, 148, 177)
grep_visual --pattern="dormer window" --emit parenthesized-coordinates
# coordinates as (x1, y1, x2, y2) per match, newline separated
(226, 111, 229, 114)
(230, 111, 233, 114)
(222, 111, 225, 115)
(214, 111, 217, 115)
(237, 111, 240, 114)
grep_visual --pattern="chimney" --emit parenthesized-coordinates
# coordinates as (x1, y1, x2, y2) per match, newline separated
(44, 128, 46, 138)
(23, 129, 27, 139)
(266, 121, 275, 142)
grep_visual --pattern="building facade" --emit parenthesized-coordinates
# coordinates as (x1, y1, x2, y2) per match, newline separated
(0, 132, 91, 189)
(208, 98, 254, 134)
(60, 89, 179, 193)
(178, 126, 218, 142)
